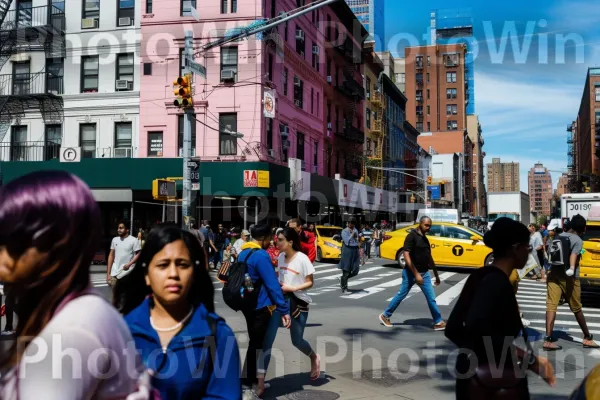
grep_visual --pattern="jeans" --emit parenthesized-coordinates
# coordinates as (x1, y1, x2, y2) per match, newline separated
(260, 309, 313, 374)
(212, 244, 224, 265)
(383, 269, 443, 324)
(364, 241, 371, 258)
(1, 286, 15, 331)
(373, 241, 381, 257)
(241, 307, 272, 386)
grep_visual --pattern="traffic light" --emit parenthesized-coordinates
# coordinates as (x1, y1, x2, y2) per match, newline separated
(173, 74, 193, 108)
(440, 181, 446, 197)
(426, 176, 432, 184)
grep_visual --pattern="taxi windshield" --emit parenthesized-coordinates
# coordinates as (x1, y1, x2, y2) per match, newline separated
(317, 228, 342, 238)
(463, 227, 484, 237)
(583, 225, 600, 242)
(488, 213, 519, 223)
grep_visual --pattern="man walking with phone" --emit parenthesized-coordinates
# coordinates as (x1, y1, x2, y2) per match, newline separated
(378, 216, 446, 331)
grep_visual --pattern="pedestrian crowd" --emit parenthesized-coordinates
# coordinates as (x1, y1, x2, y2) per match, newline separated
(1, 170, 599, 400)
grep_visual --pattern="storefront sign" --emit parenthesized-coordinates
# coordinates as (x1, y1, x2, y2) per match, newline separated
(244, 170, 269, 188)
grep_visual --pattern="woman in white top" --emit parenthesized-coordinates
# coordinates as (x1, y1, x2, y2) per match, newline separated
(259, 228, 321, 393)
(0, 171, 144, 400)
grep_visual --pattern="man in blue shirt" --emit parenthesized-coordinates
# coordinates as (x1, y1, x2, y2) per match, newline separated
(338, 219, 361, 292)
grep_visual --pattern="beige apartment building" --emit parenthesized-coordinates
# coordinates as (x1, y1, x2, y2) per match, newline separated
(487, 158, 520, 192)
(557, 173, 569, 196)
(528, 163, 553, 216)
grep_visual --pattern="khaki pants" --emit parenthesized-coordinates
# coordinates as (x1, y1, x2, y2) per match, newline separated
(109, 277, 118, 287)
(546, 269, 582, 313)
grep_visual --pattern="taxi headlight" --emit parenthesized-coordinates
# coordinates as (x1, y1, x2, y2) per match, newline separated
(325, 242, 341, 250)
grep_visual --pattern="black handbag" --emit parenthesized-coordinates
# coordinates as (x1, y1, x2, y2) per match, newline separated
(289, 294, 309, 319)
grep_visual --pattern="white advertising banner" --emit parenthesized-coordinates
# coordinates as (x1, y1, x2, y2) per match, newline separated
(335, 178, 398, 212)
(289, 158, 311, 201)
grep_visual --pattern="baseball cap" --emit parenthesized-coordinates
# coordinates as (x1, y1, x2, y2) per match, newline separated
(241, 230, 250, 236)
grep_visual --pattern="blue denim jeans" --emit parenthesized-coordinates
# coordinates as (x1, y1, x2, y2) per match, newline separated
(382, 269, 443, 324)
(259, 309, 313, 375)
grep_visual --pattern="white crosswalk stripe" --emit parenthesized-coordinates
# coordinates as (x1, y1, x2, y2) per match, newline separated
(435, 276, 469, 306)
(385, 272, 457, 301)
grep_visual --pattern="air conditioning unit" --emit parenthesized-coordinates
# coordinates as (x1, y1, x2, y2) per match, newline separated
(81, 18, 98, 29)
(327, 122, 332, 130)
(113, 147, 132, 158)
(295, 30, 305, 41)
(326, 130, 332, 138)
(118, 17, 132, 26)
(294, 76, 301, 86)
(312, 165, 318, 173)
(312, 45, 319, 55)
(280, 125, 289, 136)
(268, 149, 277, 158)
(294, 99, 302, 107)
(221, 69, 235, 81)
(115, 80, 131, 90)
(326, 76, 332, 83)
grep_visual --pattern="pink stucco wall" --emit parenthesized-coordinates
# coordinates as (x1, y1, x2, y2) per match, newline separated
(139, 0, 364, 178)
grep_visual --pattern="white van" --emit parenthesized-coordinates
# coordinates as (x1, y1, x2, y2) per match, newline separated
(416, 209, 460, 224)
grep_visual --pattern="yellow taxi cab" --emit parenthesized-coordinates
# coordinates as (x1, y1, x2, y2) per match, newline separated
(578, 221, 600, 288)
(315, 225, 343, 262)
(380, 222, 493, 268)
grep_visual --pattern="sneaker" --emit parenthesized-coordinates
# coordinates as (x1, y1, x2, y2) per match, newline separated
(1, 330, 15, 336)
(521, 318, 530, 327)
(433, 321, 446, 331)
(379, 314, 393, 328)
(242, 389, 260, 400)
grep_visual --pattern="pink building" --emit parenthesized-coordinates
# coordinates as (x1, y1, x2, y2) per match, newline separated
(140, 0, 365, 179)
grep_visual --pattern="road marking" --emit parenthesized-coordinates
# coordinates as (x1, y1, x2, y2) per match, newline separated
(516, 294, 547, 300)
(518, 303, 600, 317)
(518, 289, 547, 295)
(314, 267, 340, 275)
(435, 276, 469, 306)
(518, 281, 547, 288)
(319, 266, 385, 280)
(386, 272, 457, 301)
(529, 325, 600, 336)
(343, 276, 405, 299)
(528, 319, 600, 328)
(313, 263, 338, 269)
(93, 284, 109, 287)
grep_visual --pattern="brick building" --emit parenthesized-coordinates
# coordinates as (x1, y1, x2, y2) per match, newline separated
(487, 158, 520, 192)
(528, 163, 553, 216)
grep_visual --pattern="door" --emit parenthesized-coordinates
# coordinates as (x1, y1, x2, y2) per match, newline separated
(46, 58, 64, 95)
(10, 126, 27, 161)
(438, 225, 483, 267)
(425, 224, 445, 266)
(45, 124, 61, 160)
(12, 62, 30, 95)
(17, 0, 32, 27)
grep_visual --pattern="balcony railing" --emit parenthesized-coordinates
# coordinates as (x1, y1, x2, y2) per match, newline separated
(0, 141, 60, 161)
(0, 72, 63, 96)
(1, 4, 65, 33)
(334, 120, 364, 143)
(336, 75, 365, 99)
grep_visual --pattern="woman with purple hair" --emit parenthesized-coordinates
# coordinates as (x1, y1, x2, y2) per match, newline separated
(0, 170, 146, 399)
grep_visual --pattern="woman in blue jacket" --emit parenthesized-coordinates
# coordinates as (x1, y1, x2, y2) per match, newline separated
(114, 224, 241, 400)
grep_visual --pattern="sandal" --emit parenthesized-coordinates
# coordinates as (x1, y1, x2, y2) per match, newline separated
(583, 335, 600, 349)
(543, 336, 562, 351)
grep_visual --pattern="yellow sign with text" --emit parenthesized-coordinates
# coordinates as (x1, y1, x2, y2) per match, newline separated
(257, 170, 270, 188)
(243, 170, 270, 188)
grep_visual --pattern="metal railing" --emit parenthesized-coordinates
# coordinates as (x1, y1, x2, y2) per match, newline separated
(0, 140, 60, 161)
(1, 4, 65, 32)
(0, 72, 63, 96)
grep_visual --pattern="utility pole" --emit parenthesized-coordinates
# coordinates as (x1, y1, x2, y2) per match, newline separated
(182, 30, 194, 229)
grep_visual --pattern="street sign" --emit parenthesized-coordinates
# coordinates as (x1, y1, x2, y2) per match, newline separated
(187, 160, 200, 191)
(60, 147, 81, 162)
(190, 5, 200, 21)
(427, 185, 441, 200)
(186, 57, 206, 78)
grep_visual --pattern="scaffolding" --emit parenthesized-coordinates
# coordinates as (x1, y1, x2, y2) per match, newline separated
(0, 0, 65, 142)
(567, 122, 579, 192)
(364, 89, 386, 188)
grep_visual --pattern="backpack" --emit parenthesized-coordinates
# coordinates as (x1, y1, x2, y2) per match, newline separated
(548, 235, 572, 268)
(222, 249, 261, 312)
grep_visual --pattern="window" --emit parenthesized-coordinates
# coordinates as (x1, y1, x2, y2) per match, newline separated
(82, 0, 99, 20)
(46, 58, 64, 95)
(447, 120, 458, 130)
(326, 15, 331, 41)
(415, 55, 423, 68)
(396, 73, 406, 83)
(442, 226, 472, 240)
(297, 132, 304, 161)
(313, 140, 318, 167)
(446, 72, 457, 83)
(231, 0, 237, 13)
(366, 77, 371, 99)
(148, 131, 163, 156)
(596, 87, 600, 102)
(45, 124, 61, 160)
(16, 0, 31, 26)
(447, 88, 457, 99)
(444, 53, 459, 67)
(282, 67, 288, 96)
(178, 115, 197, 156)
(270, 0, 276, 18)
(415, 90, 423, 101)
(146, 0, 152, 13)
(12, 62, 30, 95)
(181, 0, 196, 17)
(10, 126, 27, 161)
(220, 47, 238, 82)
(80, 123, 96, 158)
(116, 53, 134, 90)
(219, 113, 237, 155)
(266, 118, 273, 150)
(221, 0, 227, 14)
(311, 88, 314, 114)
(284, 21, 288, 41)
(427, 89, 430, 99)
(115, 122, 132, 153)
(426, 105, 430, 115)
(427, 56, 431, 66)
(416, 122, 423, 132)
(268, 53, 273, 81)
(428, 224, 442, 237)
(366, 138, 371, 151)
(143, 63, 152, 75)
(366, 108, 371, 129)
(446, 104, 458, 115)
(427, 122, 431, 131)
(296, 26, 305, 57)
(293, 76, 303, 108)
(81, 56, 99, 92)
(280, 123, 289, 162)
(426, 73, 430, 83)
(312, 41, 319, 70)
(117, 0, 134, 26)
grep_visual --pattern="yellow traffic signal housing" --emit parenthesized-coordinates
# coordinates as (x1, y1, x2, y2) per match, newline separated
(426, 176, 432, 184)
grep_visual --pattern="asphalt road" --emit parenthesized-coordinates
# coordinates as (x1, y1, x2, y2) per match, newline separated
(3, 261, 600, 399)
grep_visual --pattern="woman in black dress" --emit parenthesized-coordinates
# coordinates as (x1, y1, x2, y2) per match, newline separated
(446, 217, 556, 399)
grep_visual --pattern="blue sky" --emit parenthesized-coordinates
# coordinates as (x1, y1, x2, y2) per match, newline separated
(384, 0, 600, 192)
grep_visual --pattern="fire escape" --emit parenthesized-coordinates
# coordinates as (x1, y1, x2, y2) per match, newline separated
(365, 89, 385, 188)
(0, 0, 65, 146)
(567, 123, 578, 192)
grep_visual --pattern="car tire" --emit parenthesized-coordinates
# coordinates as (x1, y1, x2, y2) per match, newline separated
(316, 247, 323, 263)
(484, 253, 494, 267)
(397, 249, 406, 269)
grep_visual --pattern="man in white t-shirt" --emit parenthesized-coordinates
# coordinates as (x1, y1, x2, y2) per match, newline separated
(106, 220, 141, 287)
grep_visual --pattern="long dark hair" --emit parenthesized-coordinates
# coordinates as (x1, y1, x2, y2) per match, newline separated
(113, 224, 214, 315)
(0, 171, 101, 368)
(279, 227, 302, 252)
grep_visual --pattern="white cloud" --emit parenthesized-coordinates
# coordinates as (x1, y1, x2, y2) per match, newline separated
(550, 1, 600, 30)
